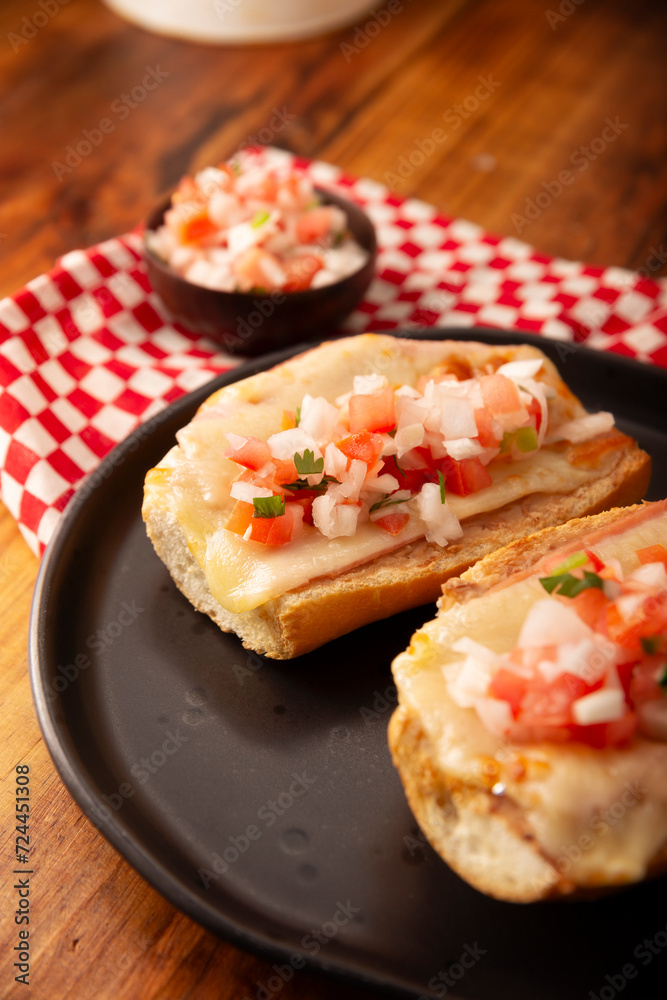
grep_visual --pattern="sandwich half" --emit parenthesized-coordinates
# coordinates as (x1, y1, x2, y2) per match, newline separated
(389, 500, 667, 902)
(142, 333, 650, 658)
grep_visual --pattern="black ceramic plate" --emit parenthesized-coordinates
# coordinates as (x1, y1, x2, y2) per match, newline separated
(29, 329, 667, 1000)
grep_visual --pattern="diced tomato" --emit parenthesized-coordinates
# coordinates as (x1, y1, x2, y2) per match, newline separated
(224, 498, 293, 544)
(282, 254, 323, 292)
(271, 457, 299, 486)
(519, 672, 590, 728)
(488, 668, 529, 717)
(289, 494, 316, 525)
(584, 548, 605, 573)
(375, 511, 410, 535)
(439, 455, 492, 497)
(479, 373, 523, 416)
(568, 713, 637, 749)
(606, 592, 667, 655)
(636, 543, 667, 568)
(569, 586, 609, 630)
(381, 455, 432, 494)
(348, 386, 396, 434)
(526, 395, 543, 432)
(224, 500, 254, 536)
(616, 660, 638, 698)
(335, 429, 384, 467)
(225, 435, 271, 471)
(258, 506, 294, 545)
(281, 409, 297, 430)
(180, 211, 218, 244)
(295, 206, 335, 243)
(474, 407, 500, 448)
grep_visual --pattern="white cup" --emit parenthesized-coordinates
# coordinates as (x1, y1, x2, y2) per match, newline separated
(102, 0, 376, 43)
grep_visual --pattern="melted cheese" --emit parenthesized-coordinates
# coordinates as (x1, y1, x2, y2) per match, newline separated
(145, 334, 600, 614)
(392, 506, 667, 885)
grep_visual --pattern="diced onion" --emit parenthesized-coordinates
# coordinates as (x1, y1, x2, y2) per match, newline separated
(496, 358, 544, 380)
(474, 697, 514, 737)
(267, 427, 320, 461)
(571, 688, 625, 725)
(353, 373, 388, 394)
(517, 598, 593, 648)
(230, 481, 273, 503)
(444, 437, 484, 461)
(298, 394, 341, 443)
(395, 423, 425, 457)
(550, 411, 615, 444)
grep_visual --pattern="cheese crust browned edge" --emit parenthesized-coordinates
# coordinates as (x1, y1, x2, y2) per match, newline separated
(388, 503, 667, 903)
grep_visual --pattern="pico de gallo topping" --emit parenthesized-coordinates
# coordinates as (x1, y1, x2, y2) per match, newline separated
(220, 357, 614, 550)
(444, 544, 667, 748)
(145, 158, 369, 293)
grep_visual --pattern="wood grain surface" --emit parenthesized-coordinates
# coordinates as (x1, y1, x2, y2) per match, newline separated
(0, 0, 665, 997)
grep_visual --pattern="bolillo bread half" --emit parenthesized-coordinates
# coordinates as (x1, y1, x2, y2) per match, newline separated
(142, 333, 651, 659)
(389, 501, 667, 902)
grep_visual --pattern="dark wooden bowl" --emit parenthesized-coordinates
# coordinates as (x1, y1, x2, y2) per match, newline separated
(143, 188, 377, 356)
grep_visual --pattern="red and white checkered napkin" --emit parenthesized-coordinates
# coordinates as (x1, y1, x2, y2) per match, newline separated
(2, 146, 667, 556)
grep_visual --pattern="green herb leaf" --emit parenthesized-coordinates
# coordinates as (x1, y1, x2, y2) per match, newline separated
(499, 431, 514, 454)
(539, 570, 604, 598)
(252, 494, 285, 519)
(294, 449, 324, 476)
(658, 665, 667, 690)
(283, 476, 339, 492)
(641, 636, 660, 655)
(437, 469, 446, 504)
(550, 550, 589, 576)
(295, 406, 301, 427)
(369, 493, 410, 513)
(251, 209, 270, 228)
(514, 426, 539, 453)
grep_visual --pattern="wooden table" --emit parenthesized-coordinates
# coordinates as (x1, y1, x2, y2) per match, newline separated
(0, 0, 665, 997)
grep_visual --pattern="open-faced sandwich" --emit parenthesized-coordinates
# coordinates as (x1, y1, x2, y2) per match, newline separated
(142, 333, 650, 658)
(389, 499, 667, 902)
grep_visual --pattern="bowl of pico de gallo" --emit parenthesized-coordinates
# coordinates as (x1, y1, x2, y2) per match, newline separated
(143, 157, 377, 355)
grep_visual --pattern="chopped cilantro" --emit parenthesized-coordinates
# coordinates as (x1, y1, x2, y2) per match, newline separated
(641, 636, 660, 656)
(369, 493, 409, 513)
(294, 449, 324, 476)
(540, 570, 604, 598)
(550, 550, 589, 576)
(659, 666, 667, 690)
(252, 495, 285, 518)
(437, 469, 446, 504)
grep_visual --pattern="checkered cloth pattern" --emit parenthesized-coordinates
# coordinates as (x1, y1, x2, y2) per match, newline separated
(2, 146, 666, 556)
